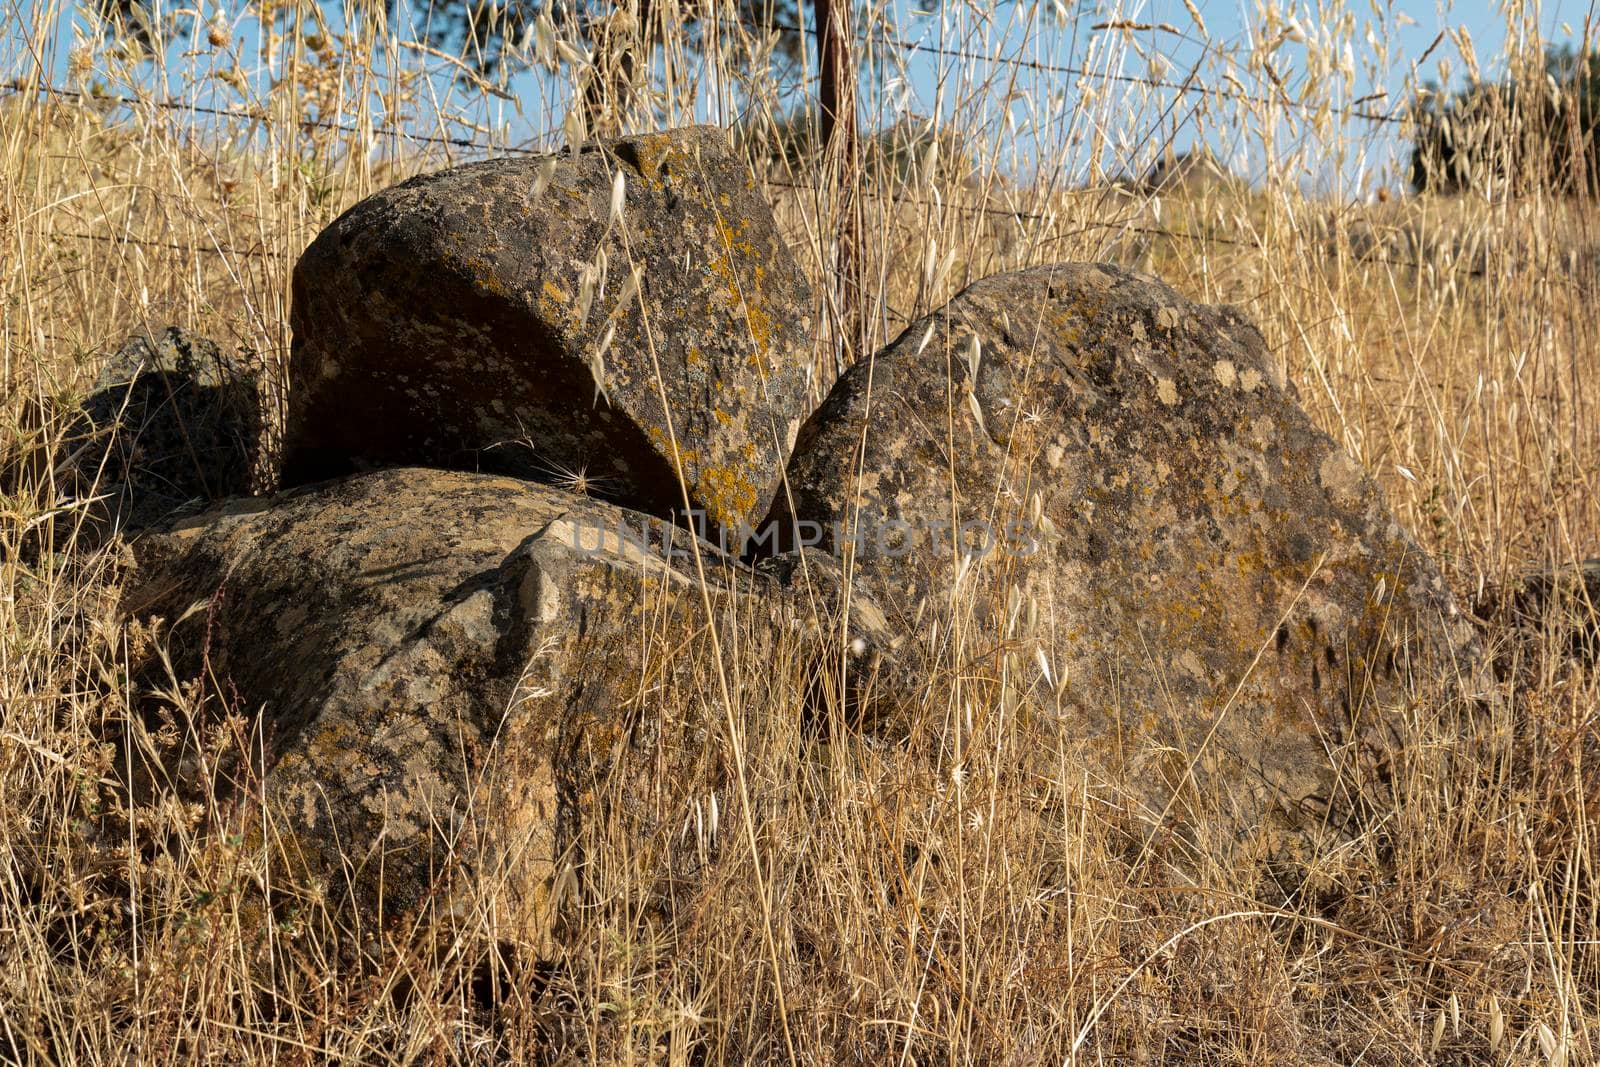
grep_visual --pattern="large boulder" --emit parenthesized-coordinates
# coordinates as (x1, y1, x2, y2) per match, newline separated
(122, 468, 892, 952)
(284, 126, 814, 543)
(65, 325, 261, 536)
(762, 263, 1477, 835)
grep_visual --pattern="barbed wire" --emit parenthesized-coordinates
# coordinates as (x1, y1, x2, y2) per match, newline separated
(44, 207, 1472, 286)
(4, 5, 1415, 265)
(548, 8, 1405, 126)
(2, 78, 537, 152)
(741, 14, 1404, 126)
(8, 53, 1441, 280)
(0, 79, 1100, 229)
(47, 227, 284, 260)
(2, 76, 1388, 238)
(4, 4, 1409, 157)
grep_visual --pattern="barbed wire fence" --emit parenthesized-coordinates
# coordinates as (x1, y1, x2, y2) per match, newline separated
(3, 12, 1446, 279)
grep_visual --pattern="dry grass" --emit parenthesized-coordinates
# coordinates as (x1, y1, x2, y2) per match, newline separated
(2, 0, 1598, 1063)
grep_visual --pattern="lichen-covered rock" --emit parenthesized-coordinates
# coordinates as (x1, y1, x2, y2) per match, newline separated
(66, 325, 261, 535)
(762, 263, 1477, 835)
(284, 126, 813, 542)
(122, 468, 891, 952)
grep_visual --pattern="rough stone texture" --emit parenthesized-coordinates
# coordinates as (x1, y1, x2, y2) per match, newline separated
(123, 468, 892, 950)
(66, 325, 261, 535)
(763, 262, 1477, 835)
(1477, 559, 1600, 669)
(285, 125, 813, 542)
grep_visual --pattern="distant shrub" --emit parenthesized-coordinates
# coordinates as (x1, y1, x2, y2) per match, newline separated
(1409, 44, 1600, 196)
(739, 110, 976, 186)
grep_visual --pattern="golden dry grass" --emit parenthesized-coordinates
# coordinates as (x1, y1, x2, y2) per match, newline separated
(2, 0, 1598, 1062)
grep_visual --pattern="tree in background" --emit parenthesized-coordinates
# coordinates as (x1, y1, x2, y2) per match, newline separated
(1409, 43, 1600, 197)
(93, 0, 810, 135)
(427, 0, 811, 132)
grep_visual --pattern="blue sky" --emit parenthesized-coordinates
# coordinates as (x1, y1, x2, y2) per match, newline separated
(12, 0, 1595, 196)
(1104, 0, 1586, 190)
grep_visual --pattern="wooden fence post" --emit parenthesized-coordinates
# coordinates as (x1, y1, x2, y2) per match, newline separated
(581, 0, 653, 136)
(815, 0, 862, 366)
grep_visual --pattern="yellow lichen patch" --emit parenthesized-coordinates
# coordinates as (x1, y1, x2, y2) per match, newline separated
(704, 217, 777, 356)
(306, 719, 359, 765)
(645, 425, 705, 482)
(625, 133, 682, 188)
(713, 215, 758, 259)
(694, 462, 758, 529)
(466, 255, 506, 297)
(539, 279, 572, 322)
(743, 303, 776, 357)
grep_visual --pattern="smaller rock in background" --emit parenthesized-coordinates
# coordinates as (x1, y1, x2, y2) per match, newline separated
(64, 325, 261, 537)
(1476, 559, 1600, 671)
(1143, 147, 1239, 195)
